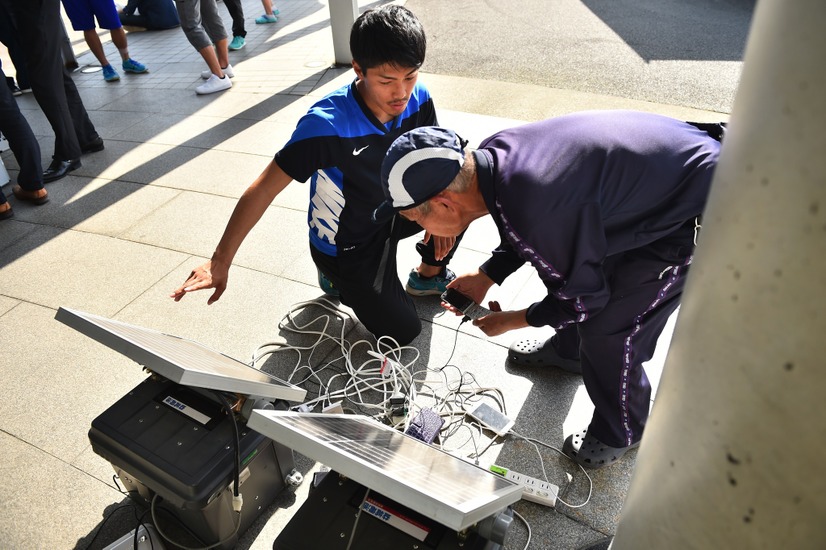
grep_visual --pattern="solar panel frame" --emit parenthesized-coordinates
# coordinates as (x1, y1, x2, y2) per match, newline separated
(55, 307, 307, 402)
(247, 410, 523, 531)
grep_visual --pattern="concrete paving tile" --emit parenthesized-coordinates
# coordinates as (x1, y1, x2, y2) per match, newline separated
(72, 444, 123, 488)
(247, 94, 319, 123)
(73, 140, 270, 195)
(0, 295, 18, 315)
(271, 176, 310, 211)
(4, 175, 180, 237)
(121, 192, 308, 275)
(6, 96, 52, 137)
(96, 87, 264, 119)
(69, 139, 179, 184)
(452, 210, 504, 255)
(216, 119, 296, 157)
(509, 502, 612, 550)
(0, 227, 187, 315)
(304, 66, 354, 99)
(110, 112, 254, 150)
(116, 259, 332, 367)
(142, 145, 273, 195)
(83, 108, 154, 139)
(439, 108, 526, 146)
(0, 218, 40, 259)
(0, 302, 148, 461)
(274, 241, 326, 291)
(246, 209, 316, 277)
(71, 80, 147, 111)
(9, 92, 42, 114)
(110, 110, 295, 157)
(0, 431, 130, 550)
(116, 192, 231, 257)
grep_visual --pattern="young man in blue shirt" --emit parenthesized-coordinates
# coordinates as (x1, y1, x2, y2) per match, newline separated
(172, 5, 459, 345)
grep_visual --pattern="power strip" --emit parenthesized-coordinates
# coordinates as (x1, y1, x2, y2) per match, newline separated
(490, 464, 559, 507)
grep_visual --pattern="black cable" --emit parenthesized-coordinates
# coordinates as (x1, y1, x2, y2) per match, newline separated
(150, 500, 207, 542)
(150, 493, 241, 550)
(441, 316, 468, 371)
(112, 474, 127, 496)
(134, 508, 155, 550)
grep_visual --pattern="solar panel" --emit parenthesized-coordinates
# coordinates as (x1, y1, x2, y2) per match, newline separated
(247, 410, 523, 531)
(55, 307, 307, 402)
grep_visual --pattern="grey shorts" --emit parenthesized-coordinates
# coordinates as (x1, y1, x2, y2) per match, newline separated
(175, 0, 227, 50)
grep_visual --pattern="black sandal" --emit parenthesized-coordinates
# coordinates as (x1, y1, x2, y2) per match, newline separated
(563, 429, 640, 469)
(507, 337, 582, 373)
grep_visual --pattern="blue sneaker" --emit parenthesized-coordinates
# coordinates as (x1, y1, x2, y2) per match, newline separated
(405, 268, 456, 296)
(317, 269, 340, 297)
(102, 64, 120, 82)
(228, 35, 246, 50)
(122, 58, 147, 74)
(255, 10, 279, 24)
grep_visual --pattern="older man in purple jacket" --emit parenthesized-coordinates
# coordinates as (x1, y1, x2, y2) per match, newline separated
(372, 111, 722, 469)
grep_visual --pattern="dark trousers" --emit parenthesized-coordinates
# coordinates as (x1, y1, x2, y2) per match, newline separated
(0, 67, 43, 203)
(0, 3, 31, 89)
(222, 0, 246, 38)
(11, 0, 98, 161)
(311, 217, 461, 346)
(555, 220, 697, 448)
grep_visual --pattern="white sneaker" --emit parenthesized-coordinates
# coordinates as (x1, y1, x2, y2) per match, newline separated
(196, 74, 233, 95)
(200, 64, 234, 80)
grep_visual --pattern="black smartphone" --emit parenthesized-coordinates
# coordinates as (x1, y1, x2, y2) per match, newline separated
(441, 288, 474, 311)
(440, 288, 491, 319)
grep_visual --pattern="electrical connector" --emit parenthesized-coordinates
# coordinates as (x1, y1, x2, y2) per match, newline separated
(322, 401, 344, 414)
(366, 350, 400, 377)
(232, 493, 243, 512)
(490, 464, 559, 507)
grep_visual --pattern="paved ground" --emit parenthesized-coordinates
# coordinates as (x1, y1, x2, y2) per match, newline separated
(0, 1, 737, 549)
(409, 0, 753, 114)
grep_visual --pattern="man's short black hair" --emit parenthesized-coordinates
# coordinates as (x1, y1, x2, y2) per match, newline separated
(350, 5, 426, 72)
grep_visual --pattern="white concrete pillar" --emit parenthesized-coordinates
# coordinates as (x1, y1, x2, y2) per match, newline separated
(328, 0, 358, 66)
(613, 0, 826, 547)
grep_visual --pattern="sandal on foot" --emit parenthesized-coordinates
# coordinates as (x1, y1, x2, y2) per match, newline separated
(563, 429, 640, 469)
(508, 337, 582, 373)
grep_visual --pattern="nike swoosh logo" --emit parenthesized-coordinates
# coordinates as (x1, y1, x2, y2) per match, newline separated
(352, 145, 369, 156)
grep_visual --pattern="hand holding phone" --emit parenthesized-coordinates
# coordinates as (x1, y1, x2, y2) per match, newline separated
(441, 288, 491, 320)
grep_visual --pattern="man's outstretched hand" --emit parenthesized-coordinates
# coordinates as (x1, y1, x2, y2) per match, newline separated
(170, 259, 228, 305)
(472, 306, 529, 337)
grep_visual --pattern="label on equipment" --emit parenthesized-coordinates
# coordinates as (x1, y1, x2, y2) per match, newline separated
(361, 497, 430, 542)
(162, 395, 211, 425)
